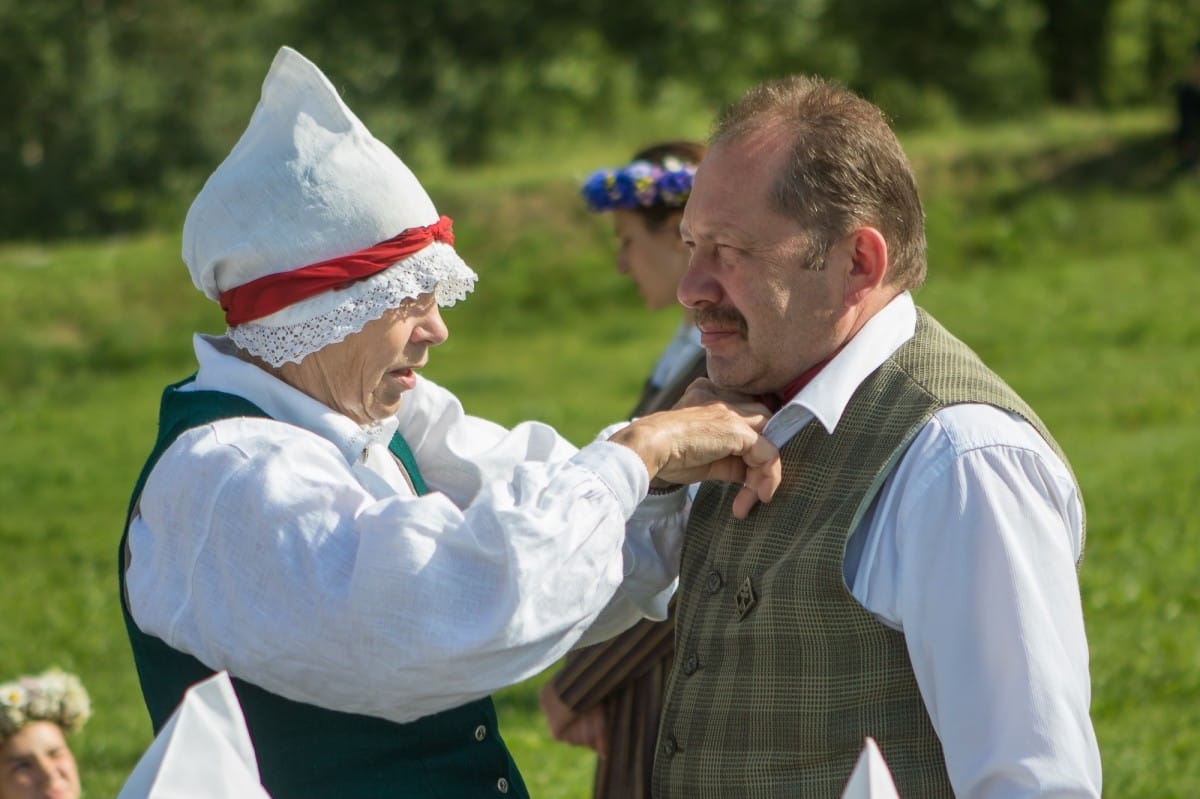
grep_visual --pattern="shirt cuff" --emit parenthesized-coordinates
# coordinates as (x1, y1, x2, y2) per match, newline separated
(573, 439, 649, 518)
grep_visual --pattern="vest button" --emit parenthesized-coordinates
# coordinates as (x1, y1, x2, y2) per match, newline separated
(705, 570, 723, 594)
(682, 653, 699, 676)
(474, 724, 488, 741)
(496, 776, 510, 793)
(662, 735, 678, 757)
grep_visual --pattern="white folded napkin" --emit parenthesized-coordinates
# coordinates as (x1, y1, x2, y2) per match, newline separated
(117, 671, 272, 798)
(841, 737, 901, 799)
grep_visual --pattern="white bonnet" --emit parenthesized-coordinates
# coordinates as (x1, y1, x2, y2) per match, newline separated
(182, 46, 475, 366)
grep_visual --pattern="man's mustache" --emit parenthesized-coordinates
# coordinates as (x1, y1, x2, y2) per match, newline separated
(694, 307, 748, 337)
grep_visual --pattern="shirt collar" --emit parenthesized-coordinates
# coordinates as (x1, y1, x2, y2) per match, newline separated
(190, 334, 400, 460)
(763, 292, 916, 445)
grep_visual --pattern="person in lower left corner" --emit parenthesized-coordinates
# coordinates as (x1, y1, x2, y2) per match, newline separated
(0, 669, 90, 799)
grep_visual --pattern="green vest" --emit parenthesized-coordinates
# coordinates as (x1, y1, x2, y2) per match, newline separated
(653, 309, 1080, 798)
(119, 378, 529, 799)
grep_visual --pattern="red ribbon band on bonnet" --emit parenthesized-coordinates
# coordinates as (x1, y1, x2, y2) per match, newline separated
(219, 215, 455, 325)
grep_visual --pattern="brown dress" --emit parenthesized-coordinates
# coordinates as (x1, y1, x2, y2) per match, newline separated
(549, 350, 707, 799)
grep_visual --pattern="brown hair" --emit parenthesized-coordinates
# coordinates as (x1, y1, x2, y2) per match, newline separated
(711, 76, 927, 290)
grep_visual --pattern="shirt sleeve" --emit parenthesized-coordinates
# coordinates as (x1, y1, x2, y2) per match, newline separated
(853, 405, 1102, 798)
(400, 379, 684, 634)
(126, 386, 683, 725)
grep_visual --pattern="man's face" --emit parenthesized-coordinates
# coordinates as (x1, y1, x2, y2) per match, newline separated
(0, 721, 81, 799)
(678, 131, 848, 395)
(287, 292, 448, 423)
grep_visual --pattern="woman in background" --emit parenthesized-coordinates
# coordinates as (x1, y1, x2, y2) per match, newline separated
(0, 669, 90, 799)
(539, 141, 706, 799)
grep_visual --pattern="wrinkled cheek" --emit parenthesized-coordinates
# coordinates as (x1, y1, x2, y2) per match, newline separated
(367, 383, 405, 421)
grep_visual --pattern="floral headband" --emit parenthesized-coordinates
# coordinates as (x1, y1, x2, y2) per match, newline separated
(581, 156, 698, 212)
(0, 669, 91, 739)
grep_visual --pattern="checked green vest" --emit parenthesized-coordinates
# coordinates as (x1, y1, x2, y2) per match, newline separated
(119, 377, 529, 799)
(652, 309, 1081, 799)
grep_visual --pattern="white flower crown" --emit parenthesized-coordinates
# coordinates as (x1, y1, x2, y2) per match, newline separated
(0, 669, 91, 739)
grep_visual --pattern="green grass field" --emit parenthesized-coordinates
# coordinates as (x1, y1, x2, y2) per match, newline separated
(2, 107, 1198, 797)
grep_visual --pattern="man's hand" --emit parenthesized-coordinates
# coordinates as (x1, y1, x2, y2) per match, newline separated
(609, 399, 781, 519)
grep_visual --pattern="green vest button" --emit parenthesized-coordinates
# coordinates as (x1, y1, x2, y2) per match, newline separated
(682, 654, 699, 675)
(497, 776, 510, 793)
(474, 724, 487, 741)
(705, 570, 723, 593)
(662, 735, 678, 757)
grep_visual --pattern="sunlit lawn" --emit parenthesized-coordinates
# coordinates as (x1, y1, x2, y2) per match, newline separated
(2, 108, 1198, 797)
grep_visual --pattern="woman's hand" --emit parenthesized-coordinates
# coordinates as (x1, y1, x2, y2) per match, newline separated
(538, 683, 609, 757)
(609, 399, 781, 518)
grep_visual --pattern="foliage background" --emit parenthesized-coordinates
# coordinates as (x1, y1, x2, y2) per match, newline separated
(2, 2, 1200, 797)
(4, 0, 1200, 239)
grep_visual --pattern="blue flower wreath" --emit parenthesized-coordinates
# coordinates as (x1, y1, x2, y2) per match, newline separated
(580, 157, 698, 212)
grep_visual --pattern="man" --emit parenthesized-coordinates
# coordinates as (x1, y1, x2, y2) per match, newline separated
(649, 76, 1101, 797)
(118, 47, 780, 799)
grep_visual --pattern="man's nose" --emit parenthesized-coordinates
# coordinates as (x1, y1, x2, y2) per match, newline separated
(677, 253, 721, 309)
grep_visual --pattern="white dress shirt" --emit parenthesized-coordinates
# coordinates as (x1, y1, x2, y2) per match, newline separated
(761, 292, 1101, 798)
(126, 334, 687, 725)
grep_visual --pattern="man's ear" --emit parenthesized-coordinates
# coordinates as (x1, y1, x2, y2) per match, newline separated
(844, 226, 888, 305)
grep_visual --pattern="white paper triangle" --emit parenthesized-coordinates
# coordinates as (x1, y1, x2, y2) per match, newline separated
(840, 737, 901, 799)
(117, 671, 272, 798)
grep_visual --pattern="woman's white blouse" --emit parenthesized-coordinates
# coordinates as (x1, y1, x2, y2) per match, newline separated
(125, 334, 686, 724)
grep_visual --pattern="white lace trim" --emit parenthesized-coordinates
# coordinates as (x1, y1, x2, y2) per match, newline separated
(228, 242, 476, 367)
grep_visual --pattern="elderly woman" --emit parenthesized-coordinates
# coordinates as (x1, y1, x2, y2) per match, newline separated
(0, 670, 89, 799)
(119, 47, 778, 799)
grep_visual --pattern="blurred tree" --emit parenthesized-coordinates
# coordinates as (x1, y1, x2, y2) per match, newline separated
(0, 0, 281, 239)
(287, 0, 605, 162)
(1035, 0, 1114, 104)
(1, 0, 1196, 240)
(288, 0, 844, 162)
(821, 0, 1046, 123)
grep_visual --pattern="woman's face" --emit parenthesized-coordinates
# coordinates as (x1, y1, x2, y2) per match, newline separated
(279, 292, 449, 424)
(611, 209, 690, 310)
(0, 722, 81, 799)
